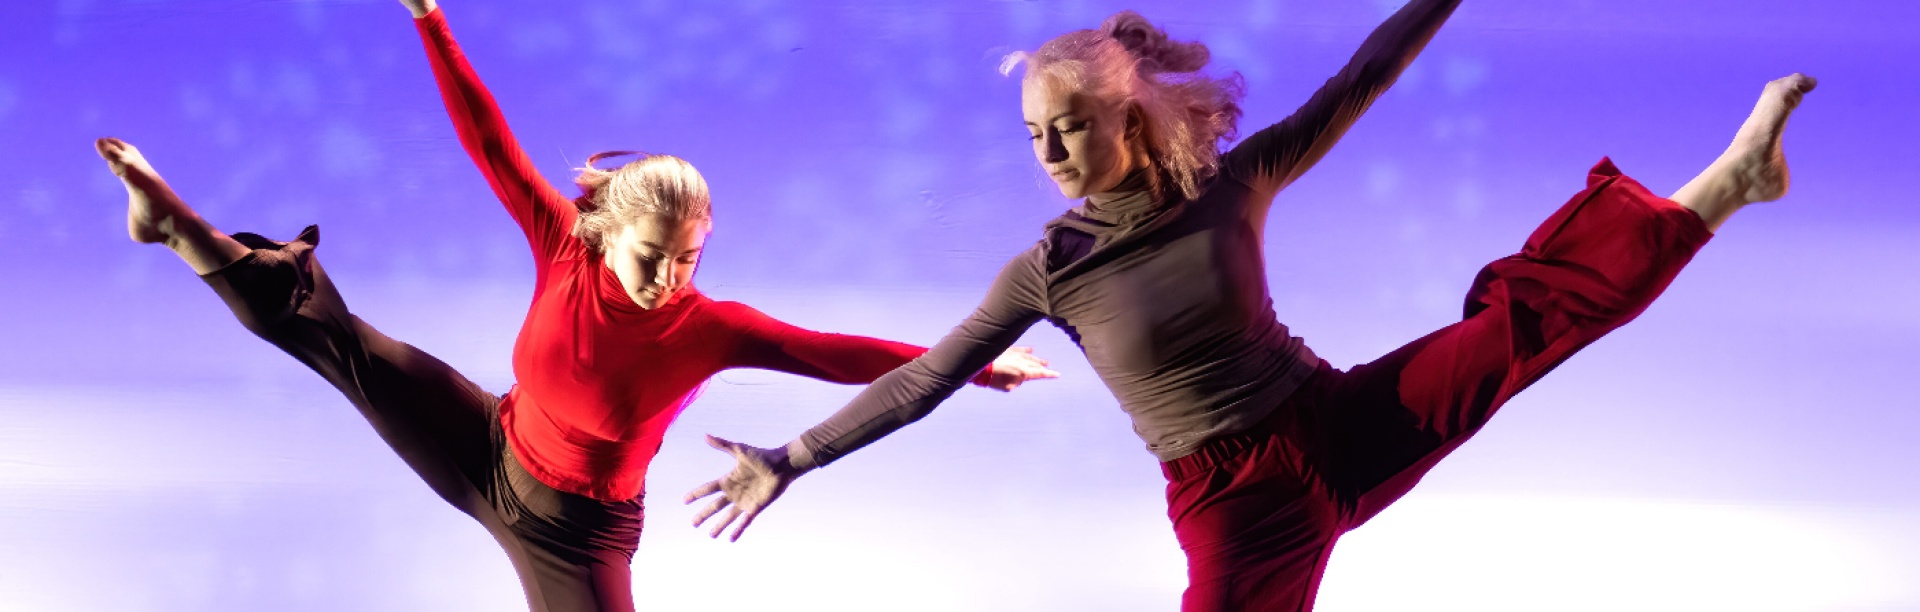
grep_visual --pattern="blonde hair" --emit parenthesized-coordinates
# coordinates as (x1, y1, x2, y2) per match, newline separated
(1002, 11, 1245, 202)
(571, 151, 712, 252)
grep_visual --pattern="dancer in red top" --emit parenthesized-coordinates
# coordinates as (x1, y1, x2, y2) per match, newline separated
(688, 2, 1818, 609)
(96, 0, 1057, 609)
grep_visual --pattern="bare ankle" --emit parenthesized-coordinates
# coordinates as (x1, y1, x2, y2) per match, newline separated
(161, 215, 249, 275)
(1669, 164, 1742, 233)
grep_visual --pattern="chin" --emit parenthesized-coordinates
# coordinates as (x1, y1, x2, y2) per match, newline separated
(630, 291, 669, 310)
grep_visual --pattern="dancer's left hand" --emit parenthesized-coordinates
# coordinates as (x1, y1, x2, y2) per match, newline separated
(977, 346, 1061, 391)
(685, 435, 808, 542)
(397, 0, 437, 18)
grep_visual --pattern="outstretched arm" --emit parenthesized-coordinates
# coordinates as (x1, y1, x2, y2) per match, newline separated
(1225, 0, 1463, 202)
(408, 1, 575, 262)
(712, 301, 1060, 391)
(685, 251, 1052, 541)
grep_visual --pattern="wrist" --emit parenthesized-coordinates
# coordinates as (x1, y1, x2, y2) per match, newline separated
(780, 439, 820, 473)
(969, 366, 993, 386)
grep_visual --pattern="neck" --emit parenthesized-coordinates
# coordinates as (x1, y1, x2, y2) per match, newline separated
(1088, 168, 1153, 205)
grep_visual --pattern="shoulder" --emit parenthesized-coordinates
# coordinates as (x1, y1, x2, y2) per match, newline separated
(1004, 241, 1049, 275)
(676, 287, 726, 313)
(697, 297, 758, 320)
(982, 245, 1050, 309)
(1198, 172, 1256, 203)
(550, 234, 591, 262)
(691, 296, 781, 331)
(1176, 167, 1264, 219)
(1214, 141, 1265, 189)
(655, 290, 752, 344)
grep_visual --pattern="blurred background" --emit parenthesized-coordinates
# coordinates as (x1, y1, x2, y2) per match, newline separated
(1, 0, 1916, 610)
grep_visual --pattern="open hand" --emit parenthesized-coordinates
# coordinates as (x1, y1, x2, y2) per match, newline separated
(684, 435, 807, 542)
(976, 346, 1061, 392)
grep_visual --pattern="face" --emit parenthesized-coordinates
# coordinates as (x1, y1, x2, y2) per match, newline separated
(1022, 77, 1140, 199)
(603, 214, 709, 310)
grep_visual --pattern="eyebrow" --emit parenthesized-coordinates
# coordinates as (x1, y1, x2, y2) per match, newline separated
(1023, 112, 1081, 128)
(640, 241, 703, 255)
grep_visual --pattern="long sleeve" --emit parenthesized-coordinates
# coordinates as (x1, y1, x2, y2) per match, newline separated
(710, 301, 993, 386)
(1222, 0, 1462, 199)
(784, 249, 1051, 470)
(415, 8, 576, 265)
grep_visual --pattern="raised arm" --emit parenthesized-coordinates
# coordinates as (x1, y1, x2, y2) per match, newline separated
(711, 301, 1058, 390)
(685, 251, 1052, 541)
(1224, 0, 1463, 199)
(407, 0, 575, 262)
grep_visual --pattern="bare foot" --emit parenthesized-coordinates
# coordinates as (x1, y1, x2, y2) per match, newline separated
(1720, 73, 1817, 204)
(1669, 73, 1817, 231)
(97, 137, 249, 273)
(97, 137, 190, 244)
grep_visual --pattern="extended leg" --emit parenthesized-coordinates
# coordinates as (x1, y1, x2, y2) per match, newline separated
(1319, 159, 1713, 528)
(1315, 73, 1818, 524)
(100, 137, 496, 508)
(102, 138, 644, 611)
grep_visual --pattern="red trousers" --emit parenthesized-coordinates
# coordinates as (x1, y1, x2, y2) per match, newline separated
(1161, 159, 1713, 611)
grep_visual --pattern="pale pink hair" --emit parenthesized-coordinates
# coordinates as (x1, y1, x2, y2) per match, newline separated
(1003, 11, 1246, 201)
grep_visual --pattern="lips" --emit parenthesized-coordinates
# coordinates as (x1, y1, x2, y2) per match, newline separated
(1049, 168, 1079, 181)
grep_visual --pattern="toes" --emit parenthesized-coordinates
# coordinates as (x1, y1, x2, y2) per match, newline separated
(95, 137, 122, 161)
(1772, 73, 1817, 95)
(1794, 73, 1818, 93)
(94, 138, 148, 174)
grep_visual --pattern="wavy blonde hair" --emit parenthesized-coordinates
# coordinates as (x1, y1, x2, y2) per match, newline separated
(570, 151, 711, 252)
(1002, 11, 1246, 202)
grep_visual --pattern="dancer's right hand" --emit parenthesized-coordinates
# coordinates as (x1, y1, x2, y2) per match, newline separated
(684, 435, 810, 542)
(399, 0, 437, 18)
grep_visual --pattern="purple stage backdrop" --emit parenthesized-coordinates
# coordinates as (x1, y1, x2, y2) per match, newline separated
(2, 1, 1917, 610)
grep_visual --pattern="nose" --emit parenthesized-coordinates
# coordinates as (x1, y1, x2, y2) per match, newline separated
(1042, 131, 1068, 164)
(654, 257, 683, 290)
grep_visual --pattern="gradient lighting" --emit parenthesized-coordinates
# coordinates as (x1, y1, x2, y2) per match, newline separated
(1, 1, 1916, 611)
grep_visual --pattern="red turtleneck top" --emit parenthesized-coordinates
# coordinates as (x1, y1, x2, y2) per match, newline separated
(416, 9, 978, 501)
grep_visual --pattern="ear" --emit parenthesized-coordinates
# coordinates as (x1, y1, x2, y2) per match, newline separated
(1123, 101, 1147, 140)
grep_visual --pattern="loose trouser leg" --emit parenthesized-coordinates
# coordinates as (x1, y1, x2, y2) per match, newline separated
(201, 226, 498, 513)
(492, 434, 645, 612)
(1317, 157, 1713, 526)
(200, 226, 640, 612)
(1163, 367, 1341, 612)
(1164, 158, 1714, 612)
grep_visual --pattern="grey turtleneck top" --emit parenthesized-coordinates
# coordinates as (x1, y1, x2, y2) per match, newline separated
(788, 0, 1463, 468)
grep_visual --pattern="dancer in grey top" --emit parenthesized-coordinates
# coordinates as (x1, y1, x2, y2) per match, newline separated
(790, 0, 1462, 469)
(709, 0, 1463, 489)
(687, 0, 1816, 608)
